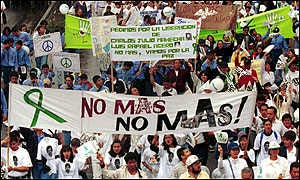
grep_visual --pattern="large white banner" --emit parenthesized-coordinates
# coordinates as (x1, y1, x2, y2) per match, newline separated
(33, 32, 62, 57)
(110, 23, 198, 61)
(51, 52, 80, 72)
(91, 15, 117, 56)
(9, 84, 256, 135)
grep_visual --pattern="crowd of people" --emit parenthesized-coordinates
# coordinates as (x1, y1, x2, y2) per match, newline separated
(1, 0, 299, 179)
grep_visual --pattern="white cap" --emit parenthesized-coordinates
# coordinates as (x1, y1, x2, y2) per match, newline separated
(186, 155, 200, 167)
(268, 141, 280, 150)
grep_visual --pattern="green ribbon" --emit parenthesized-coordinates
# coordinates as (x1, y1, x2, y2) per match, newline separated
(192, 43, 198, 54)
(24, 89, 67, 127)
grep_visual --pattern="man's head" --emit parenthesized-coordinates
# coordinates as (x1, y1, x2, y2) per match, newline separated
(242, 26, 249, 35)
(283, 130, 296, 148)
(65, 75, 74, 87)
(92, 75, 104, 87)
(290, 162, 299, 179)
(242, 57, 252, 69)
(227, 142, 240, 159)
(263, 119, 273, 133)
(186, 155, 202, 174)
(42, 64, 50, 74)
(124, 152, 138, 172)
(15, 40, 23, 50)
(267, 106, 277, 121)
(10, 71, 19, 84)
(70, 138, 81, 154)
(29, 68, 38, 80)
(9, 134, 20, 151)
(259, 103, 268, 118)
(11, 25, 20, 36)
(79, 73, 89, 84)
(177, 147, 191, 162)
(241, 167, 253, 179)
(273, 27, 280, 33)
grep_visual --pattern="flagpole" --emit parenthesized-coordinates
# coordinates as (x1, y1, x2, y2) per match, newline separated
(110, 60, 114, 93)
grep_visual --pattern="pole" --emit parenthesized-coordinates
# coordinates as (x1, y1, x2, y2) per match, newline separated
(110, 61, 114, 93)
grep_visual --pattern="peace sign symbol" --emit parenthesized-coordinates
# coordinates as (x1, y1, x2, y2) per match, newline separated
(42, 40, 53, 52)
(61, 58, 72, 68)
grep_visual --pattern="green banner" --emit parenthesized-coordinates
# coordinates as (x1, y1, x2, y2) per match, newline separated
(198, 6, 293, 41)
(199, 29, 227, 41)
(65, 14, 92, 49)
(236, 6, 293, 38)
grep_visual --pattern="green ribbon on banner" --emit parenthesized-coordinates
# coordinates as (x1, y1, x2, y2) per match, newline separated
(24, 89, 67, 127)
(65, 14, 92, 49)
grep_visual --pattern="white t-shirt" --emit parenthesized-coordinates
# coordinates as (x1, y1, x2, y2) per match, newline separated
(157, 145, 180, 178)
(7, 147, 32, 178)
(253, 131, 282, 166)
(217, 157, 248, 179)
(104, 153, 126, 170)
(153, 82, 177, 96)
(56, 158, 81, 179)
(286, 145, 297, 166)
(126, 6, 142, 26)
(238, 149, 256, 164)
(36, 137, 59, 173)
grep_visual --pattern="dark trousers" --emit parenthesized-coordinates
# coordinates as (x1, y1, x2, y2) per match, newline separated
(193, 142, 209, 166)
(270, 49, 283, 72)
(1, 66, 14, 85)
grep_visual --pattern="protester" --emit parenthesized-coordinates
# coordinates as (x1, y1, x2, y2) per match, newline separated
(179, 155, 210, 179)
(261, 141, 290, 179)
(1, 1, 299, 179)
(217, 142, 248, 179)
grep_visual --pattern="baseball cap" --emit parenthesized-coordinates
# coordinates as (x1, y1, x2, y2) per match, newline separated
(273, 27, 280, 33)
(43, 78, 51, 86)
(217, 59, 228, 67)
(206, 48, 214, 54)
(30, 68, 38, 78)
(238, 131, 247, 141)
(186, 155, 200, 167)
(227, 142, 239, 151)
(268, 141, 280, 150)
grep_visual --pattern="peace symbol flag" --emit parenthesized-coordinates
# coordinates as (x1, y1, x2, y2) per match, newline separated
(65, 14, 92, 49)
(33, 32, 62, 57)
(51, 52, 80, 72)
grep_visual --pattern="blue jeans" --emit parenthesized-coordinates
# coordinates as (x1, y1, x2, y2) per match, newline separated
(62, 131, 71, 145)
(275, 69, 283, 87)
(32, 162, 58, 179)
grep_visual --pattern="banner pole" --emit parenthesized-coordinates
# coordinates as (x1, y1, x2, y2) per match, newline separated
(110, 60, 114, 93)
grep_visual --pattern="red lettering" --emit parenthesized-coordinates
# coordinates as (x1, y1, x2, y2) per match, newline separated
(153, 100, 165, 113)
(81, 97, 93, 118)
(94, 99, 106, 114)
(114, 100, 135, 114)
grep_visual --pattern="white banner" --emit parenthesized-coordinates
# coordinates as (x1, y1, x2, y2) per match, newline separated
(9, 84, 257, 135)
(110, 23, 198, 61)
(9, 84, 82, 132)
(51, 52, 80, 72)
(91, 15, 117, 56)
(33, 32, 62, 57)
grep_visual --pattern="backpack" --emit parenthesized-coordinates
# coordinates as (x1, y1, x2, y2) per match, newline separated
(259, 130, 278, 151)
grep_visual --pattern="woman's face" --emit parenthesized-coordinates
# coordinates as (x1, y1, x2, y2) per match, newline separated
(239, 137, 248, 150)
(288, 51, 294, 58)
(265, 63, 271, 71)
(113, 142, 122, 154)
(200, 73, 208, 82)
(63, 150, 71, 160)
(257, 47, 262, 54)
(164, 135, 174, 146)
